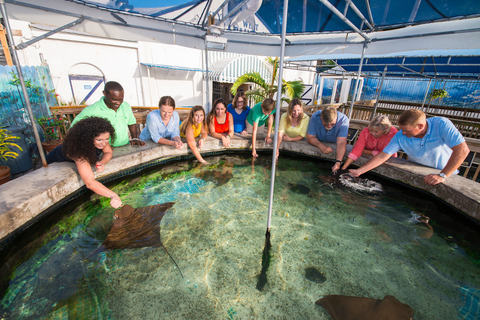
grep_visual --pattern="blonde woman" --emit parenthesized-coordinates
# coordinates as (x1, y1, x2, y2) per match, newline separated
(342, 115, 398, 170)
(180, 105, 209, 164)
(276, 98, 310, 158)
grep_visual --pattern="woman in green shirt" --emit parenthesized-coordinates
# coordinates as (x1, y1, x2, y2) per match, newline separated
(276, 98, 310, 158)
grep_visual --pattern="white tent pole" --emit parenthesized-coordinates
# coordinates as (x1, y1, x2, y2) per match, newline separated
(204, 46, 211, 114)
(371, 65, 387, 119)
(267, 0, 289, 233)
(347, 40, 368, 120)
(0, 0, 47, 167)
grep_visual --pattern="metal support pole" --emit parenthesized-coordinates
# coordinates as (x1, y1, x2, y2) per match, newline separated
(0, 0, 47, 166)
(421, 78, 432, 111)
(371, 65, 387, 119)
(16, 17, 84, 50)
(348, 41, 367, 120)
(204, 46, 211, 114)
(267, 0, 289, 232)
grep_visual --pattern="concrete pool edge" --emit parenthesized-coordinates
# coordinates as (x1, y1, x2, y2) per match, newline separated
(0, 134, 479, 242)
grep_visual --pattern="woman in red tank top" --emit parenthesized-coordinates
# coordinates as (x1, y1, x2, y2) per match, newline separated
(207, 98, 234, 148)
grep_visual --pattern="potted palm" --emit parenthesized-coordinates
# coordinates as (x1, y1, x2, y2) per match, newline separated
(0, 128, 22, 185)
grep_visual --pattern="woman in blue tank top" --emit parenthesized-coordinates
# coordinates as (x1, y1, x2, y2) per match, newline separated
(227, 92, 250, 136)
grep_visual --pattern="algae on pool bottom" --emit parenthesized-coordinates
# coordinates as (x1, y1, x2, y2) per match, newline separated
(1, 154, 480, 320)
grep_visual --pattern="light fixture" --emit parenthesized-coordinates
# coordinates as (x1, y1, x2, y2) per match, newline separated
(205, 34, 228, 51)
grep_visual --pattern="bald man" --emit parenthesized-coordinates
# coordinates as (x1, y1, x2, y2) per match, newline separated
(349, 109, 469, 186)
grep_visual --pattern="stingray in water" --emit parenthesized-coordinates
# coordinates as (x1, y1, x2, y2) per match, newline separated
(287, 183, 311, 195)
(338, 173, 383, 195)
(316, 295, 414, 320)
(92, 202, 183, 277)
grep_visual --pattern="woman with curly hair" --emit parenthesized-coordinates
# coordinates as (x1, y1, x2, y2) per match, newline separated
(46, 116, 122, 208)
(180, 105, 209, 164)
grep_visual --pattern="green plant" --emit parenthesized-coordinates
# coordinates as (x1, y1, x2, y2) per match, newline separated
(36, 113, 69, 143)
(427, 89, 449, 101)
(0, 129, 22, 162)
(231, 57, 305, 104)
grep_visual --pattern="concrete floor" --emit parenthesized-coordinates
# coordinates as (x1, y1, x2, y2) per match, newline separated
(1, 133, 479, 243)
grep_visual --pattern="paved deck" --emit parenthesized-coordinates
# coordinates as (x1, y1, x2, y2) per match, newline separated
(1, 133, 479, 243)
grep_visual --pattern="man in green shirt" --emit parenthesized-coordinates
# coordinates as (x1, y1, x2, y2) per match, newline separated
(70, 81, 144, 147)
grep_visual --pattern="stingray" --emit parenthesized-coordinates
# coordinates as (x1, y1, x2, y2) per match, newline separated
(195, 167, 233, 186)
(316, 295, 414, 320)
(287, 183, 311, 195)
(305, 267, 326, 284)
(91, 202, 183, 277)
(338, 173, 383, 195)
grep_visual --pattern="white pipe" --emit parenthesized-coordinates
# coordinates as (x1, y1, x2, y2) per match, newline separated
(267, 0, 289, 232)
(348, 41, 368, 119)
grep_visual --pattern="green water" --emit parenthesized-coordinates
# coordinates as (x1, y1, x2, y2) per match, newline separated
(1, 154, 480, 319)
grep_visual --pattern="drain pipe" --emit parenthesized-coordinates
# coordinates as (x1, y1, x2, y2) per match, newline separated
(0, 0, 47, 167)
(267, 0, 289, 235)
(371, 65, 387, 119)
(348, 40, 367, 120)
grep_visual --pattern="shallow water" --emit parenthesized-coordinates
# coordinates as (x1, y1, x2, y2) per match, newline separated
(1, 153, 480, 319)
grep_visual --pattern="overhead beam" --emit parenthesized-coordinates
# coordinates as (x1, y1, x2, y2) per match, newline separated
(364, 0, 375, 27)
(346, 0, 374, 30)
(16, 17, 84, 50)
(204, 0, 232, 27)
(215, 0, 249, 26)
(317, 0, 371, 41)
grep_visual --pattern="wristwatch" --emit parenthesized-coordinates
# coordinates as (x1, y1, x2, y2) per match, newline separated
(335, 160, 342, 163)
(439, 172, 447, 179)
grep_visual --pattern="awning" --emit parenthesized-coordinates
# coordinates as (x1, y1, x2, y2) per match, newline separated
(208, 55, 269, 83)
(140, 62, 208, 73)
(285, 49, 480, 78)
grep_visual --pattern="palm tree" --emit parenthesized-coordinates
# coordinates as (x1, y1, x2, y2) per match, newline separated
(230, 57, 305, 104)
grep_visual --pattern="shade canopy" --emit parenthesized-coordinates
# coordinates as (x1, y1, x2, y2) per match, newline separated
(4, 0, 480, 72)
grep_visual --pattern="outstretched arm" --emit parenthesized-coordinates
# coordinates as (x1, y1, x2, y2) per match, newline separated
(185, 126, 207, 164)
(349, 152, 392, 177)
(332, 137, 347, 172)
(424, 141, 470, 185)
(75, 160, 122, 208)
(306, 134, 333, 154)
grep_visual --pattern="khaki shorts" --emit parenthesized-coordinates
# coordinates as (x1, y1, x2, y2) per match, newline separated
(246, 121, 265, 134)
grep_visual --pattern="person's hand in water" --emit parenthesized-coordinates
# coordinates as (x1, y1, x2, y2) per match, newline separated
(110, 194, 122, 208)
(348, 169, 361, 177)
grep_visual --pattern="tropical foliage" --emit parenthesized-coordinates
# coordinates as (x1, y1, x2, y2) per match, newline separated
(230, 57, 305, 104)
(0, 128, 22, 161)
(427, 89, 449, 101)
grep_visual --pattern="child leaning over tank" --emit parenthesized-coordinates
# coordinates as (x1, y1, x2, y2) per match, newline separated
(246, 98, 276, 158)
(342, 115, 398, 170)
(180, 105, 209, 164)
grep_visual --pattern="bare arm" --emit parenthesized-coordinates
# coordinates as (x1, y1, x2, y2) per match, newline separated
(95, 143, 113, 173)
(128, 124, 146, 146)
(306, 134, 332, 154)
(276, 132, 284, 158)
(228, 113, 234, 137)
(252, 121, 259, 157)
(342, 157, 354, 170)
(424, 142, 470, 185)
(75, 160, 121, 208)
(349, 151, 393, 177)
(185, 126, 207, 164)
(265, 114, 274, 143)
(208, 118, 229, 147)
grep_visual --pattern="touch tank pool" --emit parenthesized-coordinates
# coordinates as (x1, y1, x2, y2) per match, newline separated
(1, 153, 480, 319)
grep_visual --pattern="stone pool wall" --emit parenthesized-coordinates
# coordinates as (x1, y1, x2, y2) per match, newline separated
(1, 133, 479, 243)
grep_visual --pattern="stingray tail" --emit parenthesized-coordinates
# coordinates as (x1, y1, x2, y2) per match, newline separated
(163, 246, 184, 278)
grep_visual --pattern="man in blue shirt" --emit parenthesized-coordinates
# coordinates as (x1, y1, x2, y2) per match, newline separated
(140, 96, 183, 149)
(349, 109, 470, 185)
(307, 106, 349, 172)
